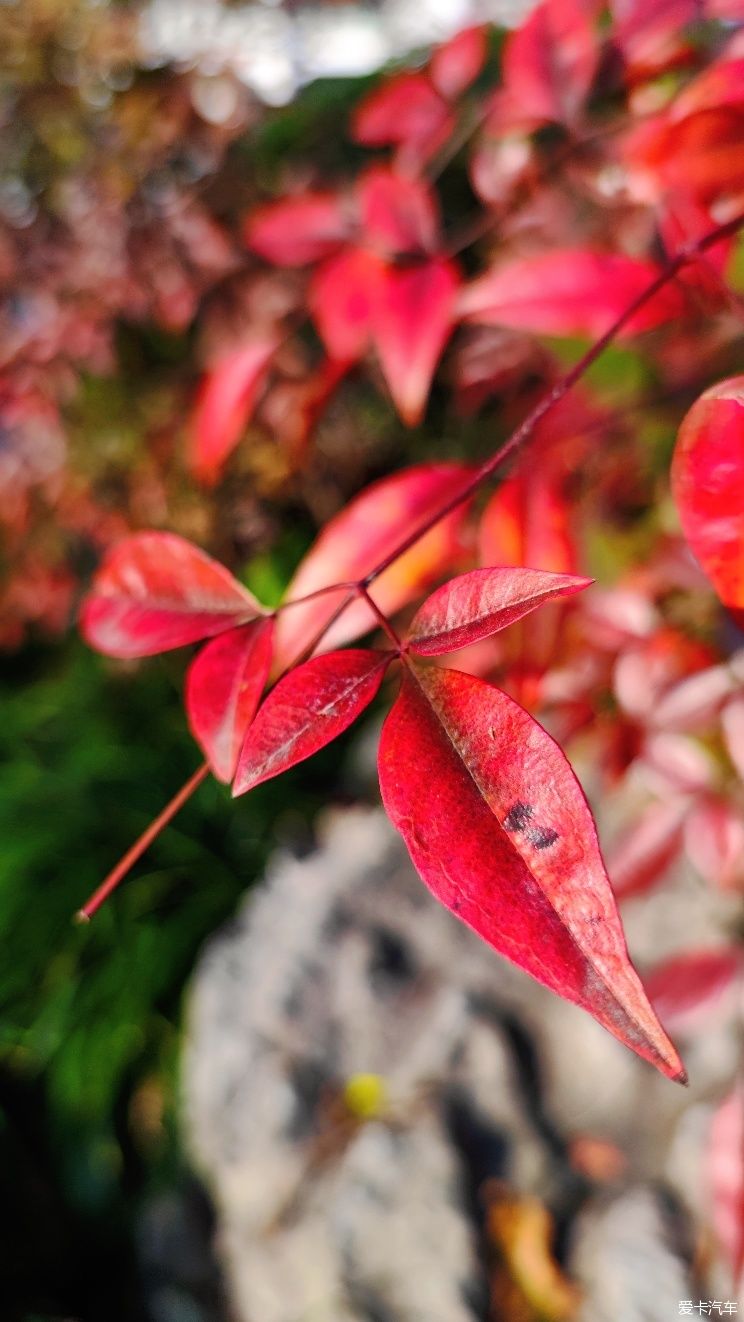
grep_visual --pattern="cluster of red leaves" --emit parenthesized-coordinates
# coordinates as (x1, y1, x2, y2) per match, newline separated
(29, 0, 744, 1283)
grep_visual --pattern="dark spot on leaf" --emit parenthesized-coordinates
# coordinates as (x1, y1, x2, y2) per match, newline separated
(503, 802, 534, 832)
(526, 826, 559, 850)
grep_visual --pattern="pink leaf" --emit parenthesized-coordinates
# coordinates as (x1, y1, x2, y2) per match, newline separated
(722, 695, 744, 783)
(244, 192, 349, 266)
(273, 462, 473, 670)
(351, 72, 454, 168)
(357, 165, 440, 256)
(430, 25, 488, 100)
(408, 566, 591, 655)
(189, 341, 276, 484)
(458, 249, 685, 338)
(608, 799, 687, 899)
(80, 533, 262, 659)
(378, 661, 686, 1081)
(684, 796, 744, 890)
(372, 257, 460, 425)
(643, 947, 741, 1035)
(671, 377, 744, 610)
(708, 1084, 744, 1282)
(185, 618, 274, 782)
(233, 648, 392, 795)
(308, 247, 384, 362)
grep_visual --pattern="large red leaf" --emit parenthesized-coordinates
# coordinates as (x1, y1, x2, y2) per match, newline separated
(351, 72, 454, 168)
(357, 165, 439, 256)
(708, 1084, 744, 1282)
(371, 258, 460, 425)
(185, 618, 274, 782)
(671, 377, 744, 609)
(407, 567, 590, 655)
(308, 247, 384, 362)
(496, 0, 598, 129)
(189, 341, 276, 484)
(430, 25, 487, 101)
(458, 249, 685, 338)
(273, 462, 473, 670)
(244, 192, 349, 266)
(80, 533, 262, 658)
(378, 661, 685, 1080)
(233, 648, 392, 795)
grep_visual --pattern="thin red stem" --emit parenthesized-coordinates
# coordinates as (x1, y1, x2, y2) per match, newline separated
(76, 762, 210, 922)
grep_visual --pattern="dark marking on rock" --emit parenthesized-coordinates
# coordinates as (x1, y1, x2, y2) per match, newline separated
(503, 801, 534, 832)
(526, 826, 559, 850)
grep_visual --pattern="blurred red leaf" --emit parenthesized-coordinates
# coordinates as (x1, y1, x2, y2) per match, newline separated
(80, 533, 262, 659)
(479, 468, 578, 575)
(357, 165, 440, 256)
(233, 648, 392, 795)
(185, 619, 274, 782)
(608, 799, 686, 899)
(671, 376, 744, 609)
(430, 25, 488, 100)
(273, 462, 474, 669)
(308, 247, 384, 362)
(189, 341, 276, 484)
(378, 661, 685, 1080)
(496, 0, 599, 129)
(643, 947, 741, 1034)
(459, 249, 685, 337)
(684, 796, 744, 890)
(722, 694, 744, 782)
(371, 257, 460, 425)
(708, 1084, 744, 1282)
(245, 192, 349, 266)
(407, 566, 590, 655)
(351, 72, 454, 169)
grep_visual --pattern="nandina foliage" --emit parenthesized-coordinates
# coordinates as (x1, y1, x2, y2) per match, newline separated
(19, 0, 744, 1267)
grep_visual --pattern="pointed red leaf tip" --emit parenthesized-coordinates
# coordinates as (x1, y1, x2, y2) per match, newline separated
(378, 662, 686, 1082)
(372, 258, 460, 426)
(80, 533, 262, 658)
(495, 0, 598, 130)
(709, 1084, 744, 1282)
(308, 248, 384, 362)
(357, 166, 440, 257)
(244, 192, 349, 266)
(458, 250, 685, 339)
(233, 648, 393, 795)
(273, 462, 474, 671)
(671, 377, 744, 611)
(351, 72, 454, 168)
(430, 25, 487, 101)
(189, 341, 276, 485)
(408, 567, 592, 655)
(186, 618, 274, 782)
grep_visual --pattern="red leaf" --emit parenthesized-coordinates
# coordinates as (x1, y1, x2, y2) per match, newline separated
(378, 661, 686, 1080)
(626, 106, 744, 206)
(273, 462, 473, 670)
(610, 0, 698, 78)
(308, 247, 384, 362)
(244, 192, 349, 266)
(185, 619, 274, 782)
(671, 376, 744, 609)
(408, 566, 590, 655)
(643, 947, 741, 1034)
(722, 695, 744, 783)
(80, 533, 262, 658)
(351, 72, 454, 168)
(189, 341, 276, 484)
(684, 796, 744, 890)
(233, 649, 392, 795)
(458, 249, 685, 338)
(479, 468, 578, 575)
(357, 165, 439, 256)
(430, 25, 487, 100)
(608, 799, 686, 899)
(708, 1084, 744, 1281)
(372, 258, 460, 425)
(497, 0, 598, 129)
(261, 358, 350, 456)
